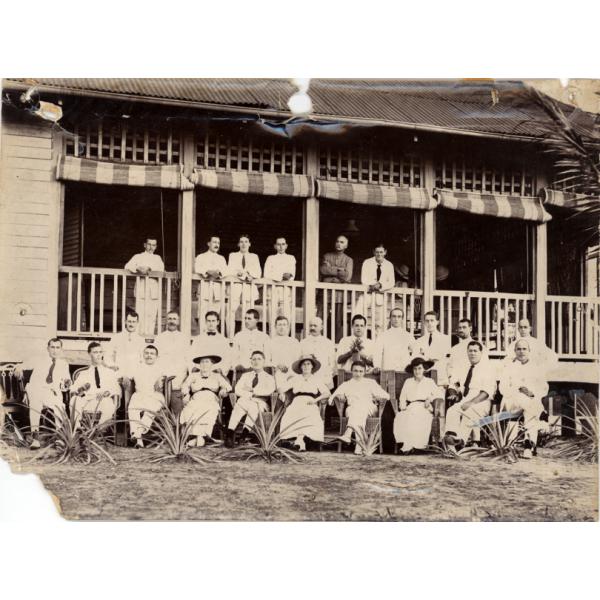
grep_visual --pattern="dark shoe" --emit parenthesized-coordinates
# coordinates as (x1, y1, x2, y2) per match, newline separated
(224, 429, 235, 448)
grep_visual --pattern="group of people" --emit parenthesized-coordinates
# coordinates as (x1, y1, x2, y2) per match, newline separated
(19, 292, 556, 457)
(124, 233, 410, 337)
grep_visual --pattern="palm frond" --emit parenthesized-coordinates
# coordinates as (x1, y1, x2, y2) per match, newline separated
(350, 424, 381, 457)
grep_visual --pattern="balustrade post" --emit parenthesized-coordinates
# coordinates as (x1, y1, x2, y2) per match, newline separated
(180, 133, 196, 336)
(422, 158, 436, 315)
(303, 146, 319, 333)
(534, 223, 548, 344)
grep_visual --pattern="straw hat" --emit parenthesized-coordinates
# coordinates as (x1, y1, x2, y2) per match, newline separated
(292, 354, 321, 374)
(405, 356, 434, 374)
(192, 354, 222, 365)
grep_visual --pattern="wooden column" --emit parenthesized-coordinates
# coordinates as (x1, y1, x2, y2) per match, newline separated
(303, 146, 319, 332)
(534, 171, 549, 343)
(422, 158, 436, 314)
(180, 133, 196, 336)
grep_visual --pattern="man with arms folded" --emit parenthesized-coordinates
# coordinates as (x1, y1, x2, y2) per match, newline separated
(194, 235, 229, 326)
(264, 237, 296, 321)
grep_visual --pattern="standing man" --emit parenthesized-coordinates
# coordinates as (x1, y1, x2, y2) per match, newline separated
(70, 342, 121, 430)
(357, 243, 396, 334)
(17, 338, 71, 449)
(300, 316, 336, 389)
(447, 318, 488, 382)
(373, 307, 416, 373)
(189, 311, 232, 377)
(227, 234, 262, 335)
(194, 235, 229, 327)
(320, 235, 353, 341)
(443, 341, 496, 449)
(226, 350, 276, 446)
(499, 339, 549, 458)
(264, 237, 296, 322)
(505, 318, 558, 377)
(270, 316, 301, 390)
(413, 311, 451, 384)
(155, 311, 189, 416)
(336, 314, 375, 374)
(124, 237, 165, 336)
(232, 309, 271, 372)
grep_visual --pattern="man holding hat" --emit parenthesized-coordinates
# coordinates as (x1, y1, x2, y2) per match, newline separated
(180, 353, 232, 447)
(279, 354, 330, 451)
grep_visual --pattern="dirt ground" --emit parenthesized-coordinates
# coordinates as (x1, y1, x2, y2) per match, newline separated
(1, 445, 597, 521)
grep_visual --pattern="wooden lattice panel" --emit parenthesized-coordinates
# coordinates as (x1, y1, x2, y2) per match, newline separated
(435, 158, 535, 195)
(196, 133, 306, 175)
(65, 122, 182, 165)
(318, 146, 423, 187)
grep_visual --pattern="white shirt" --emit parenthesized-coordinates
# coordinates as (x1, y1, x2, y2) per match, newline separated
(300, 335, 336, 388)
(447, 337, 489, 381)
(194, 251, 229, 301)
(130, 362, 166, 396)
(361, 257, 395, 291)
(189, 332, 232, 374)
(499, 358, 549, 401)
(399, 377, 442, 408)
(331, 377, 390, 406)
(105, 331, 146, 378)
(449, 359, 497, 402)
(232, 328, 272, 369)
(73, 364, 121, 398)
(373, 327, 416, 371)
(182, 371, 232, 397)
(506, 335, 558, 377)
(234, 369, 276, 399)
(26, 355, 71, 392)
(124, 252, 165, 299)
(264, 253, 296, 281)
(413, 330, 452, 362)
(336, 335, 375, 372)
(270, 335, 301, 372)
(227, 251, 262, 280)
(154, 329, 190, 374)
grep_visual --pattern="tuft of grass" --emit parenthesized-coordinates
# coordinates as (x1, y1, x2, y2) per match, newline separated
(140, 407, 214, 465)
(30, 406, 117, 465)
(546, 400, 598, 463)
(221, 406, 306, 464)
(350, 424, 381, 457)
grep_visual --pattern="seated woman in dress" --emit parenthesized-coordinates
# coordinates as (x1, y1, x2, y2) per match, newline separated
(180, 354, 231, 447)
(393, 356, 443, 454)
(279, 354, 330, 451)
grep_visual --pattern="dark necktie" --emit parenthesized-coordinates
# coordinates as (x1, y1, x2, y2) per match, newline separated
(94, 366, 101, 389)
(242, 255, 246, 269)
(46, 359, 56, 384)
(376, 264, 381, 282)
(252, 373, 259, 388)
(463, 365, 474, 397)
(207, 332, 216, 336)
(428, 333, 433, 346)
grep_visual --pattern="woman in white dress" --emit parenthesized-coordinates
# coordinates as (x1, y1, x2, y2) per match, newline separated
(279, 354, 330, 451)
(393, 357, 443, 453)
(180, 354, 231, 447)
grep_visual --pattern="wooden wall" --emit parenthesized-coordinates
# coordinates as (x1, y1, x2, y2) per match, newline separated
(0, 108, 61, 361)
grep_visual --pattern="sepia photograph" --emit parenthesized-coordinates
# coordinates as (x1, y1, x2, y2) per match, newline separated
(1, 76, 598, 522)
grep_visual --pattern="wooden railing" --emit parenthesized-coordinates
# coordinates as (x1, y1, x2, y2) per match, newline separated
(315, 282, 422, 342)
(192, 277, 305, 338)
(433, 290, 534, 356)
(58, 267, 179, 337)
(546, 295, 600, 360)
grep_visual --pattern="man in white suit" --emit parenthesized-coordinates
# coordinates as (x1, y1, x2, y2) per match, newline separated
(194, 235, 229, 327)
(264, 237, 296, 322)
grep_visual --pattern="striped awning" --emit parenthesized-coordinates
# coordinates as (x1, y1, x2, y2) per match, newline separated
(540, 188, 595, 211)
(191, 169, 315, 197)
(56, 155, 195, 190)
(316, 179, 436, 210)
(434, 189, 551, 222)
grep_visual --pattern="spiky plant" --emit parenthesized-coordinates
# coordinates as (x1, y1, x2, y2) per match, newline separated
(350, 424, 382, 457)
(427, 440, 486, 460)
(140, 406, 214, 465)
(222, 406, 306, 464)
(29, 406, 117, 465)
(546, 400, 598, 463)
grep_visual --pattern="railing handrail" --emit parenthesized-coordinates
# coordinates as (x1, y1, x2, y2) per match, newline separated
(59, 266, 178, 278)
(546, 294, 600, 303)
(316, 281, 422, 295)
(191, 275, 305, 287)
(434, 289, 534, 300)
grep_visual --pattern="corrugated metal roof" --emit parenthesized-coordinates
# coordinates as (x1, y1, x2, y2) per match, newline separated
(3, 78, 598, 140)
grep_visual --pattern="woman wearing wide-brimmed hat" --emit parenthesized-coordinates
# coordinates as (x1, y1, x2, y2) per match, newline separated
(180, 353, 232, 447)
(278, 354, 330, 451)
(393, 356, 443, 453)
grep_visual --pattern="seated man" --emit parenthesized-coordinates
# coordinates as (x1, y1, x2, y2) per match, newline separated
(189, 311, 232, 376)
(263, 237, 297, 321)
(127, 345, 166, 448)
(270, 315, 301, 390)
(443, 341, 496, 449)
(336, 314, 374, 373)
(180, 354, 232, 447)
(232, 309, 271, 372)
(226, 350, 276, 447)
(499, 339, 549, 459)
(329, 360, 390, 455)
(70, 342, 121, 430)
(18, 337, 71, 449)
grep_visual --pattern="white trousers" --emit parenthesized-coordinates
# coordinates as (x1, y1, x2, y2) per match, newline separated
(180, 391, 220, 438)
(135, 296, 159, 336)
(346, 399, 377, 434)
(501, 393, 544, 445)
(70, 393, 118, 429)
(393, 402, 433, 451)
(26, 383, 65, 432)
(228, 396, 269, 431)
(128, 391, 165, 438)
(444, 399, 491, 443)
